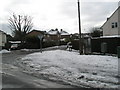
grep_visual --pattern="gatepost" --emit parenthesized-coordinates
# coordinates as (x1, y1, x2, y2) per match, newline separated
(117, 46, 120, 89)
(117, 46, 120, 58)
(101, 42, 107, 55)
(0, 32, 2, 89)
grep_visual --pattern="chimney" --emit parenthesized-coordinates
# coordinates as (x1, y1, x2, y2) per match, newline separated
(60, 29, 63, 32)
(107, 17, 109, 21)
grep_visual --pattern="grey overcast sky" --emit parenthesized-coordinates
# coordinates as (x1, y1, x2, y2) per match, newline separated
(0, 0, 120, 35)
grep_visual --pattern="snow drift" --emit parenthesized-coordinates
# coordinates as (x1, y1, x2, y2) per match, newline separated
(18, 50, 119, 88)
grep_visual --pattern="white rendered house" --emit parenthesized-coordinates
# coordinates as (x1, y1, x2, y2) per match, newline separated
(101, 4, 120, 36)
(0, 30, 7, 50)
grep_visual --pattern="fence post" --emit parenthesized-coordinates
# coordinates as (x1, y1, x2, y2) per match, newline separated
(117, 46, 120, 90)
(117, 46, 120, 58)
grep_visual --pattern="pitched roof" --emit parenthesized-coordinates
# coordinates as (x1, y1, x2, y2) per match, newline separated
(0, 30, 4, 33)
(0, 30, 6, 34)
(60, 30, 69, 35)
(101, 6, 120, 28)
(48, 29, 70, 35)
(27, 30, 46, 35)
(48, 29, 59, 35)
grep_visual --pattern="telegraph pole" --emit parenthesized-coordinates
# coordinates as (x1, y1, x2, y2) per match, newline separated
(78, 0, 82, 54)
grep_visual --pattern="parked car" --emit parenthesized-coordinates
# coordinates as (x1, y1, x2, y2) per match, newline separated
(10, 44, 19, 50)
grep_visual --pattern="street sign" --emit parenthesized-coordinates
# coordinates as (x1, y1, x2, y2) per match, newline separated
(38, 35, 43, 40)
(38, 35, 43, 53)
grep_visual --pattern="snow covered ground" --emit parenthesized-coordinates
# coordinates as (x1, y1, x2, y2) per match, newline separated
(0, 50, 11, 54)
(18, 50, 119, 88)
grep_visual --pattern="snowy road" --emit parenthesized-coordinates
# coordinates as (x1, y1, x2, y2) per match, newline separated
(2, 47, 76, 88)
(18, 50, 119, 88)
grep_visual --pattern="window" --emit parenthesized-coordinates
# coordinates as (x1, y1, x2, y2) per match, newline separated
(111, 22, 118, 28)
(115, 22, 118, 27)
(112, 23, 114, 28)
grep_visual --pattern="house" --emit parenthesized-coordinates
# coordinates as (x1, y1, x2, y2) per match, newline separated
(0, 30, 7, 50)
(101, 4, 120, 36)
(25, 29, 70, 48)
(47, 29, 60, 42)
(27, 29, 46, 37)
(91, 3, 120, 54)
(26, 30, 46, 49)
(59, 29, 70, 40)
(47, 29, 70, 42)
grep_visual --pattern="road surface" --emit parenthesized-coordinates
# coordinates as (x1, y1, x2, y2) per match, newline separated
(2, 46, 76, 89)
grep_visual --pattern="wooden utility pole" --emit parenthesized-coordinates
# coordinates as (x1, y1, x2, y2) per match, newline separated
(78, 0, 82, 54)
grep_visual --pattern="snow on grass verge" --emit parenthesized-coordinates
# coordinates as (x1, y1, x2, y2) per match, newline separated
(0, 50, 11, 54)
(19, 50, 119, 88)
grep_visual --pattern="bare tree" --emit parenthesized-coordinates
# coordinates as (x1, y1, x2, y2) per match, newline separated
(90, 27, 103, 37)
(8, 14, 33, 42)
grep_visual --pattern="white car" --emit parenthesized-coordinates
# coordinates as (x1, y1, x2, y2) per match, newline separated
(10, 44, 19, 50)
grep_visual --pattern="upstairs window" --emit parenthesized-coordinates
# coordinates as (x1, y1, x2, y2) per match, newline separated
(115, 22, 118, 27)
(111, 22, 118, 28)
(112, 23, 114, 28)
